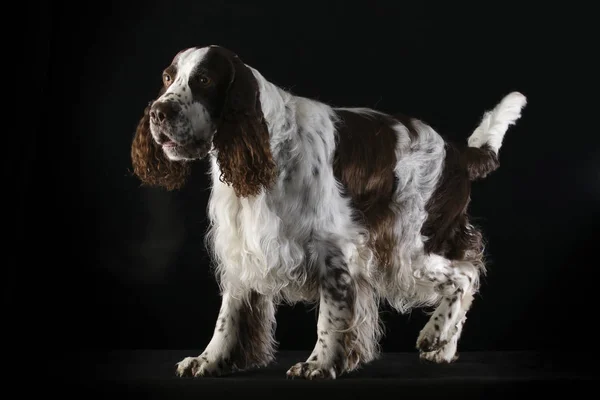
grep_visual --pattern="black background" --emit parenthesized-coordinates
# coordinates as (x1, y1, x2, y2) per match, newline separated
(12, 1, 598, 357)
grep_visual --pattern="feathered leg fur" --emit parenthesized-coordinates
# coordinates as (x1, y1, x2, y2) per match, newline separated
(176, 290, 277, 377)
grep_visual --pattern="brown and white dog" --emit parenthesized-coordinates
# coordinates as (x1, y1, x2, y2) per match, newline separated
(131, 45, 527, 379)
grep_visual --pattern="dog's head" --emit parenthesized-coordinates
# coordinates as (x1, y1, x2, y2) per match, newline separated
(131, 45, 276, 195)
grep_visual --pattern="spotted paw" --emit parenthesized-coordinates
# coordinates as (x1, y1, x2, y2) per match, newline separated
(175, 355, 231, 377)
(416, 321, 452, 352)
(286, 361, 336, 380)
(419, 346, 459, 364)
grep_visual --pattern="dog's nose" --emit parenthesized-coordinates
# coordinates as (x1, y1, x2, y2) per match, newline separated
(150, 102, 177, 124)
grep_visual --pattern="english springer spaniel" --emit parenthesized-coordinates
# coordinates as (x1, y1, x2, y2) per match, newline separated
(131, 45, 526, 379)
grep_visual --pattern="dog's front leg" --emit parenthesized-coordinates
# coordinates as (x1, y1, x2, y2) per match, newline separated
(287, 250, 357, 380)
(176, 290, 277, 377)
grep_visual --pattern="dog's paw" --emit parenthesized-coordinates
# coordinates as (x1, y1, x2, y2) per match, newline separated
(416, 320, 454, 352)
(286, 362, 336, 380)
(419, 342, 459, 364)
(175, 355, 231, 377)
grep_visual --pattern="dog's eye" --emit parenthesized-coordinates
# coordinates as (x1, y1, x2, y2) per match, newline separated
(197, 75, 211, 86)
(163, 73, 172, 85)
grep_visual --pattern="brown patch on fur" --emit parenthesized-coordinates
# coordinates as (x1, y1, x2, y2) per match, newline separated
(230, 291, 277, 369)
(332, 110, 398, 268)
(465, 144, 500, 180)
(130, 104, 190, 190)
(212, 52, 276, 198)
(333, 108, 500, 268)
(422, 143, 499, 262)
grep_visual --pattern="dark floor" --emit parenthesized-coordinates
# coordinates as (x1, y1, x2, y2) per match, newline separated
(37, 350, 596, 398)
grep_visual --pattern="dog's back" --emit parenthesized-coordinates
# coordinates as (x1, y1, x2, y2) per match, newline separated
(331, 92, 527, 311)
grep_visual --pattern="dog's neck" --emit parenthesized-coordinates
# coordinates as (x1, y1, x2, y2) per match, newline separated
(248, 67, 298, 145)
(248, 66, 337, 155)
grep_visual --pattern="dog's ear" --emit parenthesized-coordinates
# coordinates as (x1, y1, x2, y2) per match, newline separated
(212, 54, 276, 198)
(131, 104, 190, 191)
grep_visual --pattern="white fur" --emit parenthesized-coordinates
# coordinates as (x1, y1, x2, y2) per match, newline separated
(207, 72, 370, 304)
(468, 91, 527, 153)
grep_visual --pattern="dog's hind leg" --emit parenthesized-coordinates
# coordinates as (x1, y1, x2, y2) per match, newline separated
(414, 254, 479, 363)
(419, 291, 474, 363)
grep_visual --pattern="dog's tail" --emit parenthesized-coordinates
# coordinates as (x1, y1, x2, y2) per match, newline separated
(464, 91, 527, 180)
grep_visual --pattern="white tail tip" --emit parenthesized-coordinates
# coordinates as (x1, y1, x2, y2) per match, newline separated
(468, 91, 527, 153)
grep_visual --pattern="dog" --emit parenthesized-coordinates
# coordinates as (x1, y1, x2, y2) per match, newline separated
(130, 45, 526, 379)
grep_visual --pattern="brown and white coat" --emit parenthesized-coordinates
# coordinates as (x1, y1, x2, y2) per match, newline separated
(131, 45, 527, 379)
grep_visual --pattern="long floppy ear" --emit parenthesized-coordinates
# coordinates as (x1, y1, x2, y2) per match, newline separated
(212, 55, 276, 198)
(130, 104, 190, 191)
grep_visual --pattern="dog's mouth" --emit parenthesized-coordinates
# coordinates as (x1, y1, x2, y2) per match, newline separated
(158, 135, 200, 150)
(161, 140, 178, 148)
(157, 133, 191, 150)
(157, 131, 212, 160)
(157, 132, 177, 146)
